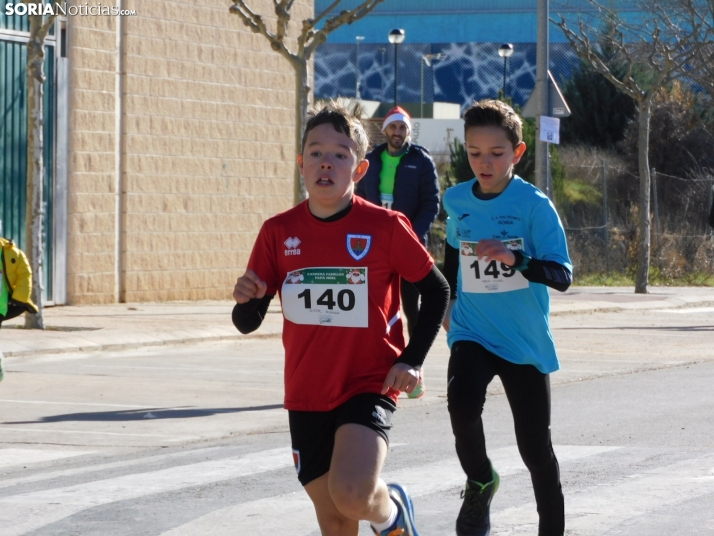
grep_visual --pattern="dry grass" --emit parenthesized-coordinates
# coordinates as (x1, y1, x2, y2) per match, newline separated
(433, 145, 714, 285)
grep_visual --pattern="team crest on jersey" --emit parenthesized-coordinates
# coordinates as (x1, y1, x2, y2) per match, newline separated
(346, 234, 371, 261)
(292, 448, 301, 474)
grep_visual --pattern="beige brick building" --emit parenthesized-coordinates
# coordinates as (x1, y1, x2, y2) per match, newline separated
(60, 0, 311, 304)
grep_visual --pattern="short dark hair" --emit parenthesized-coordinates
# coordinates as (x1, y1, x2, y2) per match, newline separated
(301, 100, 370, 160)
(463, 99, 523, 149)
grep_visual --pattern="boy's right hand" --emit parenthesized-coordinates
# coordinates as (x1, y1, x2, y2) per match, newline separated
(233, 269, 268, 304)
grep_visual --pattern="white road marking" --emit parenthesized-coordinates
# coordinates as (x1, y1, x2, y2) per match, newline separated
(7, 444, 710, 536)
(0, 449, 95, 469)
(1, 427, 198, 440)
(0, 399, 147, 408)
(486, 452, 714, 536)
(78, 365, 283, 374)
(0, 447, 293, 536)
(0, 447, 224, 490)
(653, 307, 714, 314)
(159, 445, 618, 535)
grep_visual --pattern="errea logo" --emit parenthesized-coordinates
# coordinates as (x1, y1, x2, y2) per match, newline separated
(284, 237, 301, 256)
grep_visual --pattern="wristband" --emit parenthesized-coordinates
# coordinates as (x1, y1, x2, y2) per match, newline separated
(511, 250, 532, 272)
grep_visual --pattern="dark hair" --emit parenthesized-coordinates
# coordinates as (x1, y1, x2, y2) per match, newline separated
(301, 100, 370, 160)
(463, 99, 523, 149)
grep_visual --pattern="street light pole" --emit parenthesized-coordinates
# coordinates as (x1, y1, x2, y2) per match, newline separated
(498, 43, 514, 99)
(355, 36, 364, 99)
(536, 0, 549, 196)
(388, 29, 405, 108)
(420, 53, 445, 118)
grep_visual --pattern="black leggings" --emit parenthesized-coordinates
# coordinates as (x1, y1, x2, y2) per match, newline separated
(447, 340, 564, 536)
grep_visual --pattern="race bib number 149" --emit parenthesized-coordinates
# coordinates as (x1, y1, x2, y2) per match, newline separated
(281, 267, 368, 327)
(460, 239, 529, 293)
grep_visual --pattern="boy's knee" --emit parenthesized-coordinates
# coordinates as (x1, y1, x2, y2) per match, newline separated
(447, 398, 484, 426)
(519, 443, 556, 473)
(329, 480, 376, 519)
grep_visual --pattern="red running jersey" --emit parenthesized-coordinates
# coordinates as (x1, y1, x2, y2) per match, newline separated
(248, 196, 433, 411)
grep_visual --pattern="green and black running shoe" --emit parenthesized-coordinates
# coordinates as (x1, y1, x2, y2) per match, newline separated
(455, 464, 500, 536)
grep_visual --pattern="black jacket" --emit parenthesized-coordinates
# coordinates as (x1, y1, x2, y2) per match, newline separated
(356, 142, 440, 244)
(709, 198, 714, 228)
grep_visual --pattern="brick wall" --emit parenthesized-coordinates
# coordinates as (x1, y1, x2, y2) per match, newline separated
(66, 12, 118, 304)
(67, 0, 311, 303)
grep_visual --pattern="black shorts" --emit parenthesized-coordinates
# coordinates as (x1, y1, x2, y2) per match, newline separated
(288, 393, 397, 486)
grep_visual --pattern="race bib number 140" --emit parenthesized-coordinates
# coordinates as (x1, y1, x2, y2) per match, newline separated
(281, 267, 368, 327)
(460, 239, 529, 293)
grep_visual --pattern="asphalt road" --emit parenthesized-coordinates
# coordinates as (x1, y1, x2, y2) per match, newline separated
(1, 305, 714, 535)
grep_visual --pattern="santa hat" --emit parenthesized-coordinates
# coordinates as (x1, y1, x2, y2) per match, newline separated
(382, 106, 412, 132)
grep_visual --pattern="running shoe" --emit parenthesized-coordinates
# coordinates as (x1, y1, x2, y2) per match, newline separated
(407, 377, 425, 399)
(371, 482, 420, 536)
(455, 464, 499, 536)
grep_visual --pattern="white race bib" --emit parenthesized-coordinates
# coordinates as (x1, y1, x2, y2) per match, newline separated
(459, 239, 529, 293)
(281, 267, 368, 327)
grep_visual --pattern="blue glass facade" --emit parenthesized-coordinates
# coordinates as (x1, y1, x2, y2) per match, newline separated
(313, 1, 647, 109)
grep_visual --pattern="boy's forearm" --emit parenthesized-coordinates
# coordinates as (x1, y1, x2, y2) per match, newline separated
(510, 250, 572, 292)
(232, 295, 273, 334)
(443, 243, 459, 299)
(445, 242, 571, 293)
(395, 266, 450, 368)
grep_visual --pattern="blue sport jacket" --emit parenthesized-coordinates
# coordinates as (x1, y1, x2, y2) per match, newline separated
(356, 142, 440, 245)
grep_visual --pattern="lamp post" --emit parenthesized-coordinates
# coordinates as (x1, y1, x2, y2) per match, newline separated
(420, 52, 445, 118)
(498, 43, 514, 98)
(388, 28, 405, 107)
(355, 35, 364, 99)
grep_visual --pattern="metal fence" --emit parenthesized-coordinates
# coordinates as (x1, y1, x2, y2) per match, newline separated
(559, 163, 714, 277)
(424, 161, 714, 279)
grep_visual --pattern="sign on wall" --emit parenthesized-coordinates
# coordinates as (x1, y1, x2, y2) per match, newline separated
(410, 119, 464, 156)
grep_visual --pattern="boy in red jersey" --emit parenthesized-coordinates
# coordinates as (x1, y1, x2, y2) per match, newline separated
(232, 101, 449, 536)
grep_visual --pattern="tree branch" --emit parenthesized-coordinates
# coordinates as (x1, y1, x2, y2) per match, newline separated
(311, 0, 342, 28)
(305, 0, 384, 58)
(230, 0, 297, 64)
(554, 15, 644, 100)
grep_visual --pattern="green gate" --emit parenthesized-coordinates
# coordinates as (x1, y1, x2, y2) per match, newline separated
(1, 15, 56, 302)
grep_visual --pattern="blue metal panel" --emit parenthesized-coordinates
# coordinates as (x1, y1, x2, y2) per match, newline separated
(0, 39, 27, 241)
(0, 38, 55, 299)
(1, 1, 56, 34)
(315, 0, 641, 14)
(315, 0, 647, 43)
(315, 41, 578, 109)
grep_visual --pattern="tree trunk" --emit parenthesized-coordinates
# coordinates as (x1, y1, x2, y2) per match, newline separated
(293, 59, 310, 205)
(635, 99, 652, 294)
(24, 30, 46, 329)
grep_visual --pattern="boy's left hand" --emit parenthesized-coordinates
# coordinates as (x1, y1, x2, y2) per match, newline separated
(382, 363, 421, 395)
(475, 239, 517, 266)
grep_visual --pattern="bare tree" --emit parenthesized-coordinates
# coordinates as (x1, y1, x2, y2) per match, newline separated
(554, 0, 710, 293)
(677, 0, 714, 98)
(24, 2, 58, 329)
(230, 0, 383, 205)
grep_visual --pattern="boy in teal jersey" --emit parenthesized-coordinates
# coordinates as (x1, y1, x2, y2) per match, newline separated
(442, 100, 572, 536)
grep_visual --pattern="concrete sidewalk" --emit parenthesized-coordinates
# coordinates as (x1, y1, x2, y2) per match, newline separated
(2, 286, 714, 358)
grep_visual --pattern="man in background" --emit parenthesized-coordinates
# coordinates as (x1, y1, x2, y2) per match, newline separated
(356, 106, 440, 398)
